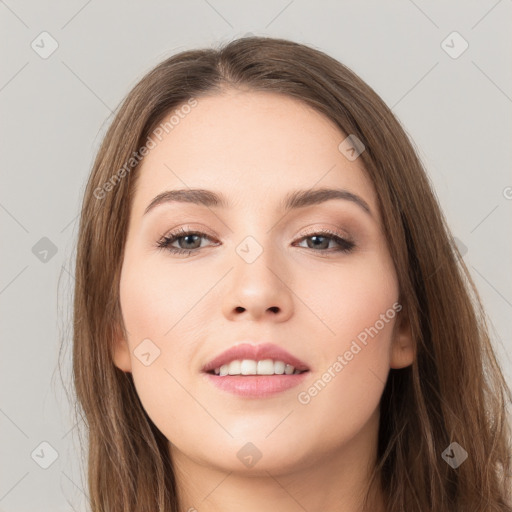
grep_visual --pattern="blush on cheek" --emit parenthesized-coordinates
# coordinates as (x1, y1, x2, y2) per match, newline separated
(320, 285, 398, 399)
(120, 265, 176, 340)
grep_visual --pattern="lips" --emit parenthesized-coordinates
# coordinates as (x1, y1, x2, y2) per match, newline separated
(201, 342, 310, 374)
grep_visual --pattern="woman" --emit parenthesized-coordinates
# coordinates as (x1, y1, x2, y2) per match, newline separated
(72, 36, 512, 511)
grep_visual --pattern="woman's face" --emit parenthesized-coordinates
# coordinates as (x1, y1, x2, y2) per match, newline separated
(113, 89, 413, 476)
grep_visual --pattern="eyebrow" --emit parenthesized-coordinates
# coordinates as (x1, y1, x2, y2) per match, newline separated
(143, 187, 372, 217)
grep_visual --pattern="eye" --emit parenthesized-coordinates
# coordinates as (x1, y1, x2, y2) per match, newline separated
(156, 227, 218, 256)
(293, 229, 355, 255)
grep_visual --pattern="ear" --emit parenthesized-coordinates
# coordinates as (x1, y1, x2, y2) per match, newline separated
(389, 303, 415, 369)
(112, 322, 132, 373)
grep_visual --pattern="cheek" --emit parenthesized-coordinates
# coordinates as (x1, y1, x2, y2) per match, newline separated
(119, 252, 208, 343)
(295, 252, 398, 432)
(118, 255, 210, 437)
(308, 247, 398, 347)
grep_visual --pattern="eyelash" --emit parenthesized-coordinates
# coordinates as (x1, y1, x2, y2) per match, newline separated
(156, 227, 356, 257)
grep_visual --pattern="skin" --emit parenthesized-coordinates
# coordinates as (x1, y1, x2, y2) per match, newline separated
(113, 88, 414, 512)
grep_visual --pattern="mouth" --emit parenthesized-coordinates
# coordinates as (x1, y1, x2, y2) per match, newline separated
(201, 342, 310, 397)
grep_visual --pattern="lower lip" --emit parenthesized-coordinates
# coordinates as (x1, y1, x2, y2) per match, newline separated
(203, 372, 309, 398)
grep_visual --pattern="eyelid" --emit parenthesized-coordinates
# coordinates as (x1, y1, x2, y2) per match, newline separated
(297, 224, 354, 242)
(161, 223, 217, 240)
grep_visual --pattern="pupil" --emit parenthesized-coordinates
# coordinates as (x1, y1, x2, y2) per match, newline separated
(309, 235, 328, 249)
(182, 234, 200, 249)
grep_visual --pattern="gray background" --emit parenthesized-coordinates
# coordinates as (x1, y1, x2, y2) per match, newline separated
(1, 1, 511, 510)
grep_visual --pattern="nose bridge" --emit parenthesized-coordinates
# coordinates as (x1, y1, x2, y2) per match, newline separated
(236, 233, 281, 283)
(230, 208, 281, 274)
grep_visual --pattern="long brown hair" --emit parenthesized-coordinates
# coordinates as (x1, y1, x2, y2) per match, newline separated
(70, 36, 512, 511)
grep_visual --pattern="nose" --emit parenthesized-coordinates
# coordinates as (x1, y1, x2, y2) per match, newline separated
(221, 242, 294, 322)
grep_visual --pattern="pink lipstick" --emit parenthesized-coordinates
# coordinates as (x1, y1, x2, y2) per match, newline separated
(201, 342, 310, 398)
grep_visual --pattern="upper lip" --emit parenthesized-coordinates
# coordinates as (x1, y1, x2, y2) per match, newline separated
(202, 342, 310, 373)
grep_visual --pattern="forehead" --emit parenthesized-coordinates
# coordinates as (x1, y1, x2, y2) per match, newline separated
(131, 89, 377, 216)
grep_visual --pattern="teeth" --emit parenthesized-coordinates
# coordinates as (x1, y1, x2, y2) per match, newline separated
(274, 361, 285, 374)
(241, 359, 257, 375)
(212, 359, 304, 376)
(257, 359, 274, 375)
(228, 360, 241, 375)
